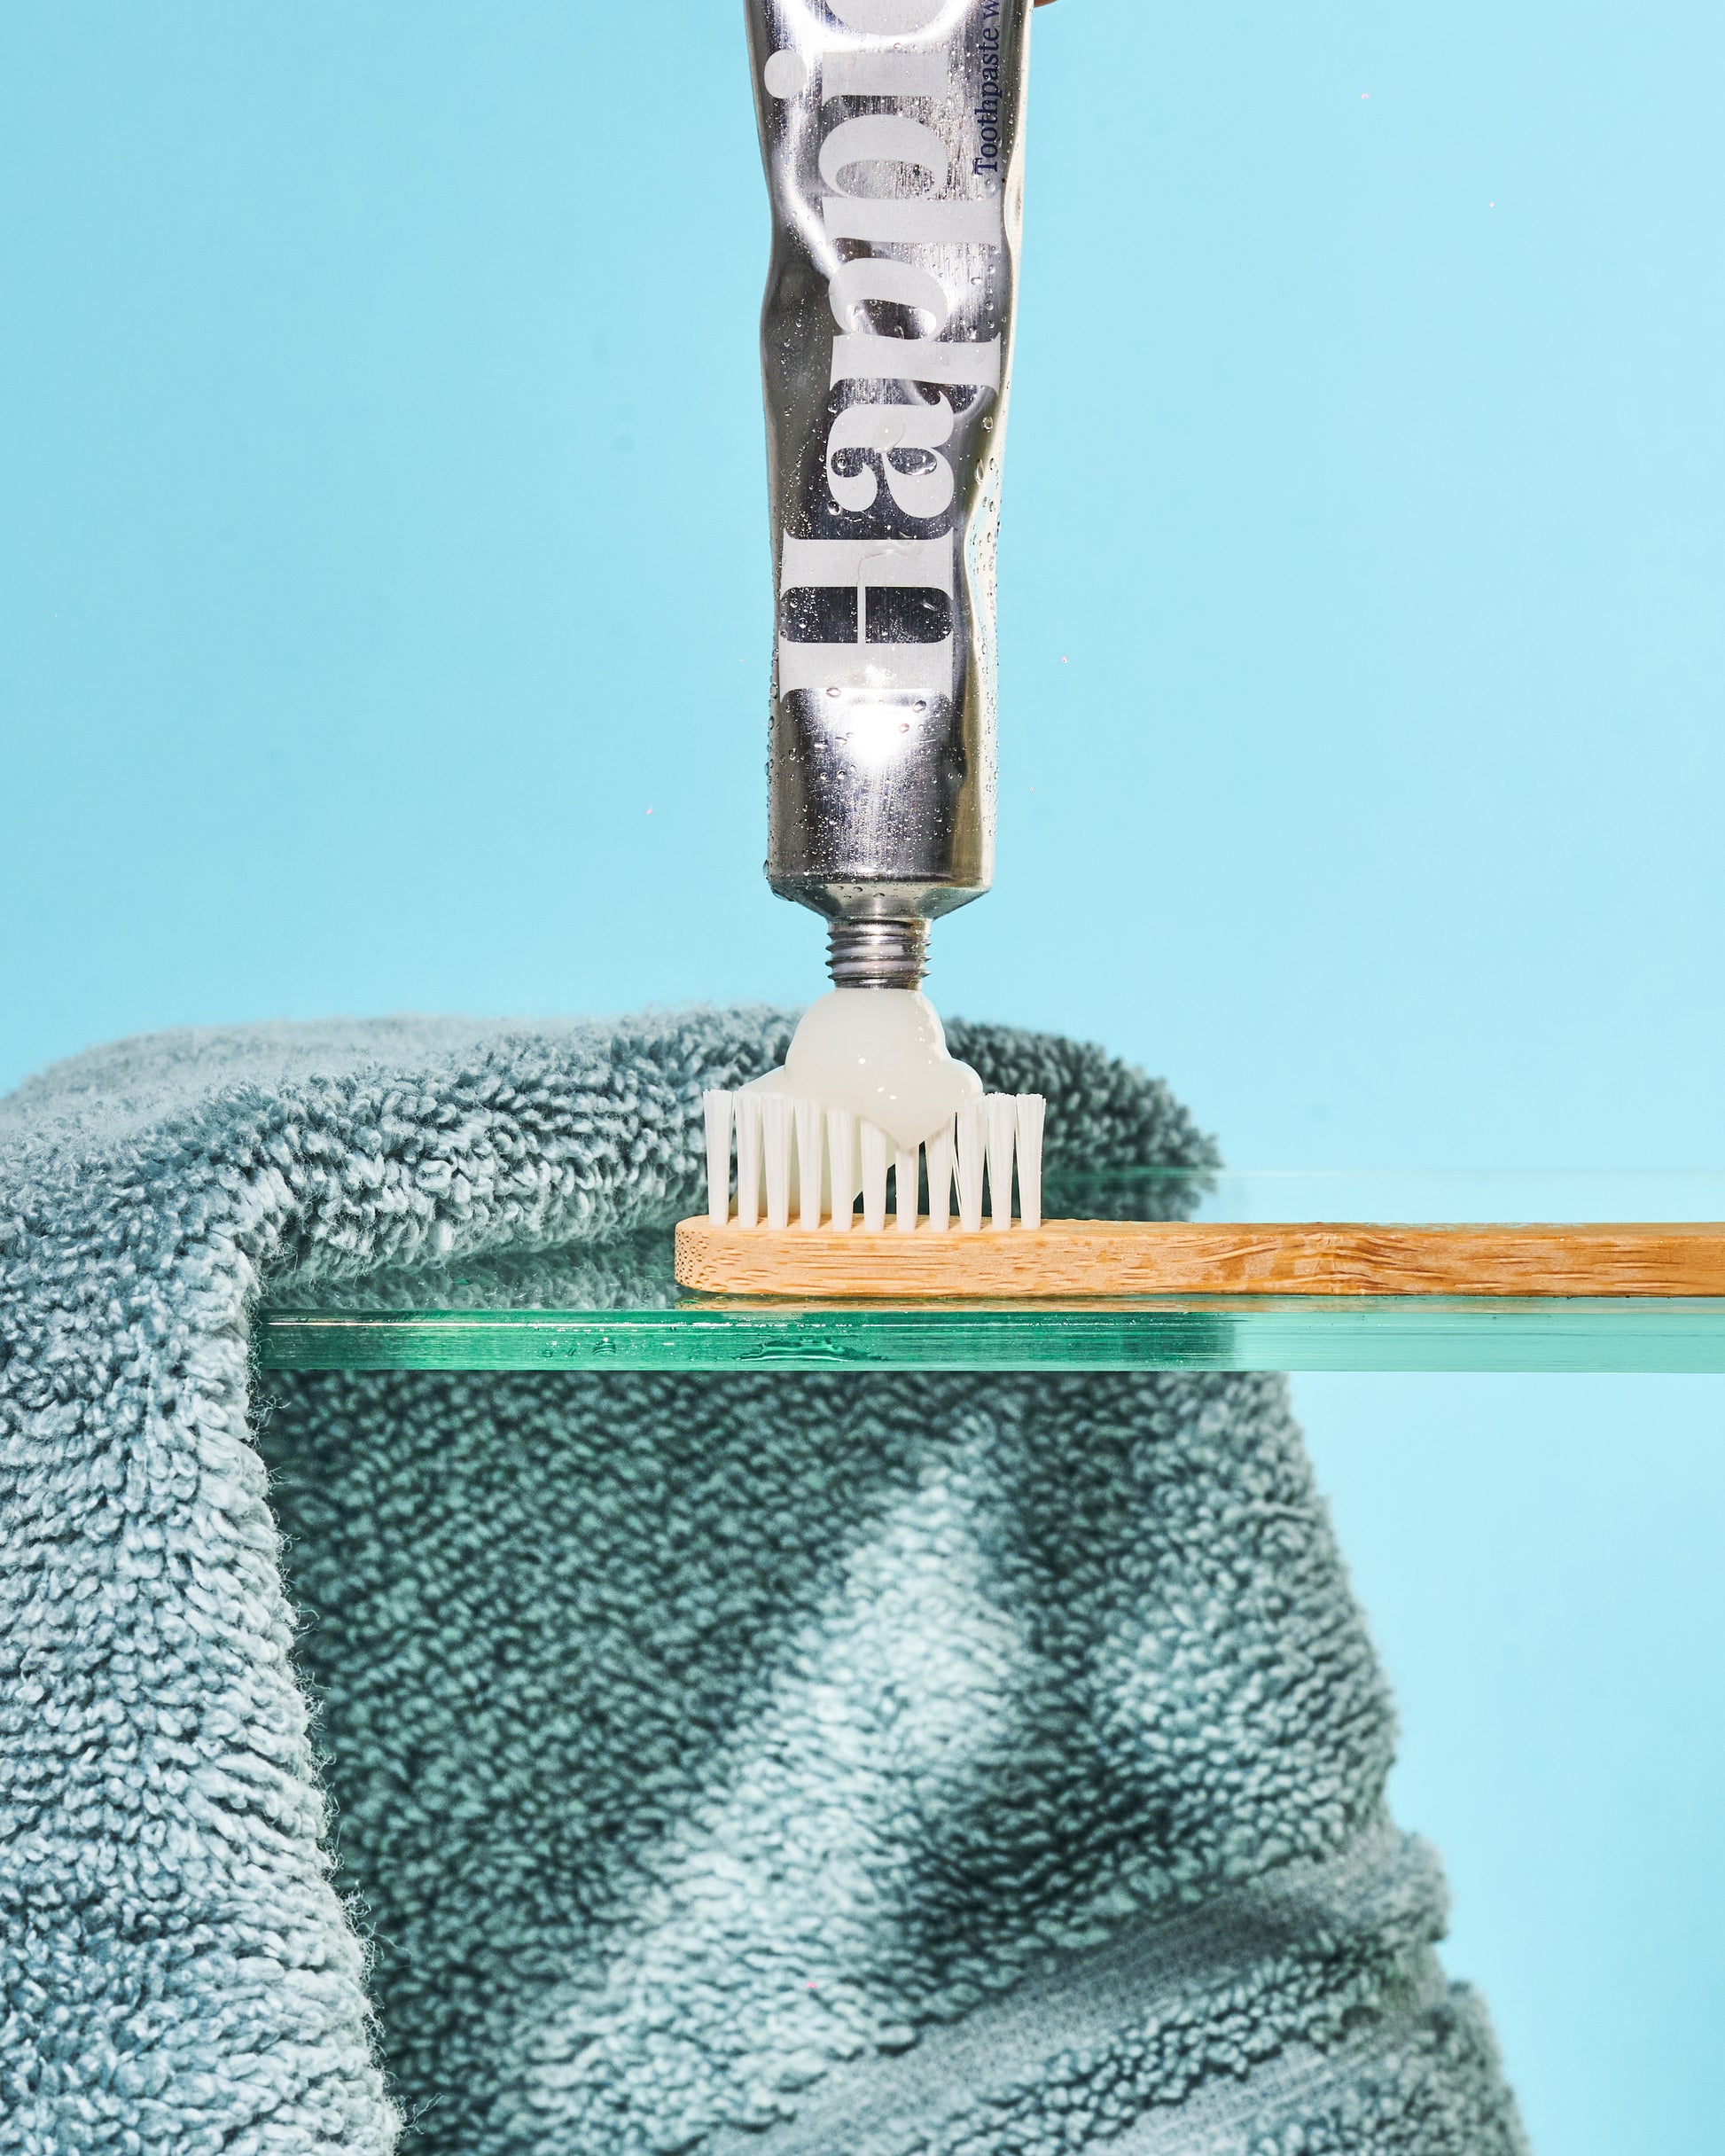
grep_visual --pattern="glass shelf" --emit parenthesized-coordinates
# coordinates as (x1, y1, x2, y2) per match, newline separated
(254, 1297, 1725, 1375)
(253, 1174, 1725, 1375)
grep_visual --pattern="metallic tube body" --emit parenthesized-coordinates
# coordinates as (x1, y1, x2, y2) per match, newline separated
(747, 0, 1033, 982)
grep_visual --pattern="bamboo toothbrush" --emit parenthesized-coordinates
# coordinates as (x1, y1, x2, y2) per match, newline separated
(676, 1090, 1725, 1300)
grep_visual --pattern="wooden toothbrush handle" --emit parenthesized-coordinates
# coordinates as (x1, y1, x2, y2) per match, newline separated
(675, 1217, 1725, 1301)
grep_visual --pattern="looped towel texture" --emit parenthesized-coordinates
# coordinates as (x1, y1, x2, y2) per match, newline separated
(0, 1010, 1528, 2153)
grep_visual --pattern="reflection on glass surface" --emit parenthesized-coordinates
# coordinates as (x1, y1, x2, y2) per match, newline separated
(1065, 1168, 1725, 1225)
(272, 1230, 683, 1317)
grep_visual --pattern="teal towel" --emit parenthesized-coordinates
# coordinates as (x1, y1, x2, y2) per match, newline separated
(0, 1010, 1526, 2153)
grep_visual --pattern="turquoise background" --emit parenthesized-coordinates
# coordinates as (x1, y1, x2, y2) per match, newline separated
(3, 3, 1721, 2144)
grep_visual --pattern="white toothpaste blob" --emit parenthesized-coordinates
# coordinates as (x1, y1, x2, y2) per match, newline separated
(744, 989, 982, 1154)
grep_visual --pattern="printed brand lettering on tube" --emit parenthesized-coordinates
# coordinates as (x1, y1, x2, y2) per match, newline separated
(748, 0, 1034, 942)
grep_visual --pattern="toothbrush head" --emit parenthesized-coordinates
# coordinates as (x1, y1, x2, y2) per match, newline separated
(699, 1087, 1045, 1237)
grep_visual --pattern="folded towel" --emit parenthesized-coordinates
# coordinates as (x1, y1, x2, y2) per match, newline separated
(0, 1010, 1527, 2154)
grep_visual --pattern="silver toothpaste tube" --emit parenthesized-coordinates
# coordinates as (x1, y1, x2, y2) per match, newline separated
(746, 0, 1034, 988)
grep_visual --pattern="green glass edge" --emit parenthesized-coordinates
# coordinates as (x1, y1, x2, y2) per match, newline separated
(253, 1298, 1725, 1375)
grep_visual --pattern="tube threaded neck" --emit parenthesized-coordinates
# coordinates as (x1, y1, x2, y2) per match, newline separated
(827, 918, 930, 990)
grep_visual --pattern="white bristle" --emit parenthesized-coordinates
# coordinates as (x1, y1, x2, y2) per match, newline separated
(925, 1121, 954, 1233)
(826, 1107, 856, 1232)
(956, 1099, 987, 1233)
(703, 1090, 734, 1227)
(702, 1090, 1048, 1239)
(761, 1094, 792, 1231)
(894, 1145, 918, 1232)
(986, 1095, 1017, 1230)
(734, 1090, 762, 1230)
(1015, 1095, 1046, 1230)
(795, 1098, 824, 1230)
(860, 1121, 889, 1232)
